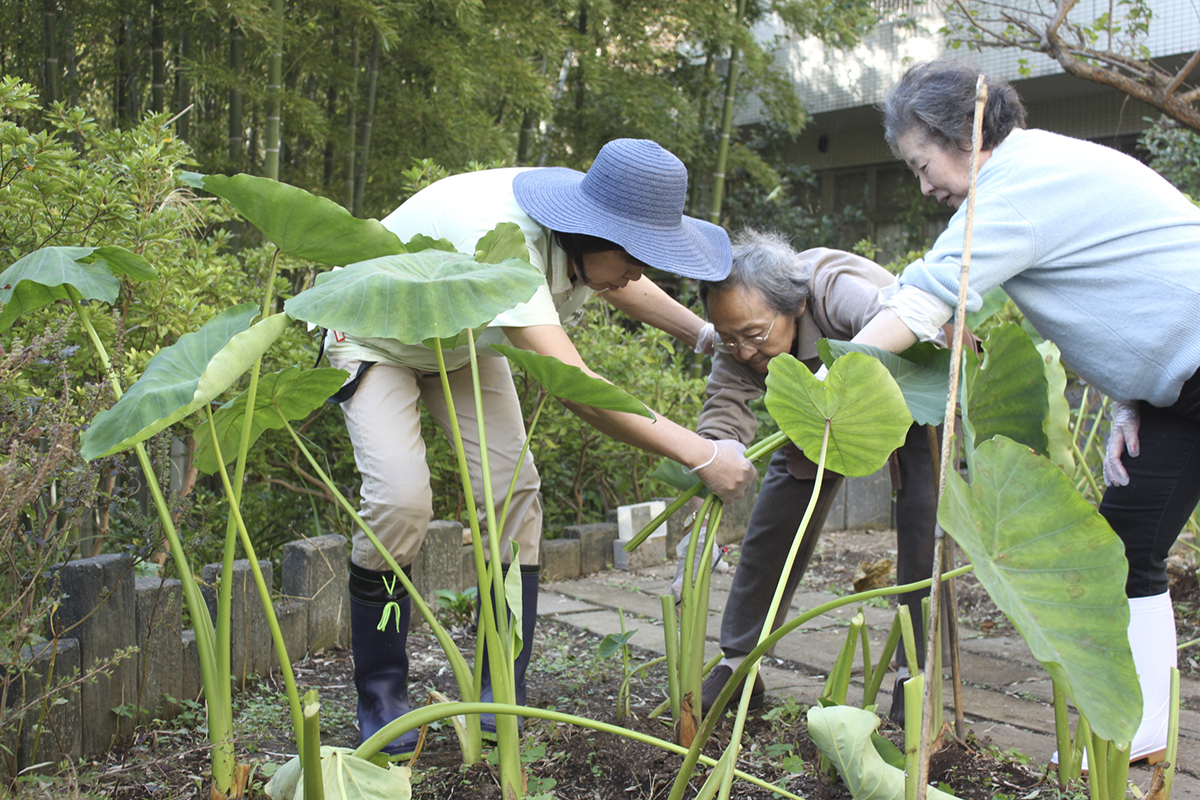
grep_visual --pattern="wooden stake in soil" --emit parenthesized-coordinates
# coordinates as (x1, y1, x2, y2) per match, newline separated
(915, 75, 988, 800)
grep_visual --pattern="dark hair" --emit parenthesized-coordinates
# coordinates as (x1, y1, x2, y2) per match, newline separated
(699, 228, 810, 316)
(882, 60, 1026, 155)
(553, 231, 649, 271)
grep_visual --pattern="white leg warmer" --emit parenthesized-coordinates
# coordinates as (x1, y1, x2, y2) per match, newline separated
(1127, 591, 1176, 762)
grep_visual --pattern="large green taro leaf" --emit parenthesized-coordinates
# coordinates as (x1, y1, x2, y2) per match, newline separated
(473, 222, 529, 263)
(807, 705, 956, 800)
(650, 458, 704, 494)
(490, 344, 653, 418)
(819, 339, 950, 426)
(264, 746, 411, 800)
(181, 172, 403, 266)
(764, 352, 911, 477)
(284, 251, 544, 345)
(939, 436, 1139, 744)
(192, 367, 349, 475)
(961, 322, 1049, 473)
(0, 245, 156, 331)
(81, 306, 291, 460)
(1037, 340, 1075, 473)
(965, 286, 1010, 329)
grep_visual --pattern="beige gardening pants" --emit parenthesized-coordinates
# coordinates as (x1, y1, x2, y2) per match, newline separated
(329, 353, 543, 572)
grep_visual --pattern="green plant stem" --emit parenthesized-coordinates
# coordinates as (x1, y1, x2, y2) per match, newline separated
(206, 407, 305, 754)
(301, 689, 323, 800)
(357, 703, 804, 800)
(1052, 681, 1082, 784)
(714, 420, 831, 800)
(1165, 667, 1180, 799)
(904, 674, 925, 800)
(1070, 436, 1106, 507)
(432, 336, 515, 770)
(496, 389, 548, 538)
(679, 495, 718, 739)
(862, 614, 902, 708)
(215, 249, 280, 734)
(69, 293, 235, 794)
(661, 595, 681, 722)
(672, 564, 976, 799)
(625, 430, 790, 552)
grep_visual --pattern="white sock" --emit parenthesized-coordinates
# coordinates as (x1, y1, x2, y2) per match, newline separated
(719, 655, 746, 671)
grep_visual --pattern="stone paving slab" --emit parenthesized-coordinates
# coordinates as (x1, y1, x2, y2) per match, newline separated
(543, 566, 1200, 796)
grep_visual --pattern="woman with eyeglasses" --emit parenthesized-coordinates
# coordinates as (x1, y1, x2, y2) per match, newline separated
(690, 227, 937, 723)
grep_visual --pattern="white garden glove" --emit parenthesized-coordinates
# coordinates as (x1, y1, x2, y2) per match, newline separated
(695, 322, 717, 356)
(1103, 400, 1141, 487)
(689, 439, 756, 504)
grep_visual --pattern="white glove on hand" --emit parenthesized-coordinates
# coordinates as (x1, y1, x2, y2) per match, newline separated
(689, 439, 757, 504)
(695, 322, 717, 356)
(1103, 400, 1141, 487)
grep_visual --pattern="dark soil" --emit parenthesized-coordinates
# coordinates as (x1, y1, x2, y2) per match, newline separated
(73, 525, 1200, 799)
(86, 617, 1046, 800)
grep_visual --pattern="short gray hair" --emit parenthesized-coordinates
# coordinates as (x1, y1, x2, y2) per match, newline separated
(700, 228, 810, 316)
(882, 59, 1025, 155)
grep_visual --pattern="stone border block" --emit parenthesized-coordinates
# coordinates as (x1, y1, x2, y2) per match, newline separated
(201, 559, 274, 681)
(3, 637, 81, 777)
(49, 553, 137, 756)
(281, 534, 350, 651)
(613, 532, 666, 570)
(134, 576, 183, 721)
(540, 539, 580, 582)
(562, 522, 618, 575)
(844, 468, 893, 530)
(418, 520, 466, 598)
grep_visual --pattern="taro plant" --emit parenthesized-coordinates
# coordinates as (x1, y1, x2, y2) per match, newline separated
(807, 322, 1154, 800)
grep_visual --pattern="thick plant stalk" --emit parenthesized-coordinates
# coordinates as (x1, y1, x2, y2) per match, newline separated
(206, 409, 305, 754)
(624, 430, 790, 553)
(68, 295, 235, 795)
(671, 565, 975, 799)
(301, 689, 323, 800)
(710, 423, 832, 800)
(916, 76, 988, 800)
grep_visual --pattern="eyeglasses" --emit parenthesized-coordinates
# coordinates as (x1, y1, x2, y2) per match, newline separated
(713, 316, 779, 354)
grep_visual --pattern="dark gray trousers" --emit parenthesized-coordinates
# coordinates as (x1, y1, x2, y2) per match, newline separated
(720, 424, 938, 669)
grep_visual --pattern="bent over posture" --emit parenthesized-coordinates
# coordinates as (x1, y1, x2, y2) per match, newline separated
(328, 139, 757, 754)
(693, 229, 937, 722)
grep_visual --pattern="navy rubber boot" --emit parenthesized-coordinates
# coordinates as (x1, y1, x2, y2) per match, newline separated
(349, 562, 420, 755)
(478, 565, 540, 734)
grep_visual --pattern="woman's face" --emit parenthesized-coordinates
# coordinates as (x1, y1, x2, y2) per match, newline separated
(896, 130, 989, 209)
(706, 285, 797, 374)
(577, 251, 645, 293)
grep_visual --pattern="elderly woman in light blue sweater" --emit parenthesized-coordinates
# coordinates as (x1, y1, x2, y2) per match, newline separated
(856, 59, 1200, 766)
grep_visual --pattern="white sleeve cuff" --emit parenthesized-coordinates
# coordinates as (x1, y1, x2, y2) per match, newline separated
(881, 283, 954, 343)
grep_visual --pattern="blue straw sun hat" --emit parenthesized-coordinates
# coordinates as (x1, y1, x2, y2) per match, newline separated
(512, 139, 732, 281)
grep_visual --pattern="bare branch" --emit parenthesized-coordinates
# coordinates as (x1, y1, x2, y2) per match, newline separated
(1166, 49, 1200, 97)
(942, 0, 1200, 132)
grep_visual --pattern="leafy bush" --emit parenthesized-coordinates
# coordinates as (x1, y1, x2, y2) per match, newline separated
(1140, 116, 1200, 200)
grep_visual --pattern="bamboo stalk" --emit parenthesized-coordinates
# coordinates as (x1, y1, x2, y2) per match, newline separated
(916, 75, 988, 800)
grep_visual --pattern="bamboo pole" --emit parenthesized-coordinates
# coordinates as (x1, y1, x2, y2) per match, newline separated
(915, 76, 988, 800)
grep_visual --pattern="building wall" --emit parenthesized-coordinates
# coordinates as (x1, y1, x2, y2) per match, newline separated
(735, 0, 1198, 254)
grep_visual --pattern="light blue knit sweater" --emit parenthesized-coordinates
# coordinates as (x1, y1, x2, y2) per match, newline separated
(899, 128, 1200, 406)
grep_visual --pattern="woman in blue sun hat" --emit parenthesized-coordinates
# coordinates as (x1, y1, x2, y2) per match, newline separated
(324, 138, 757, 755)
